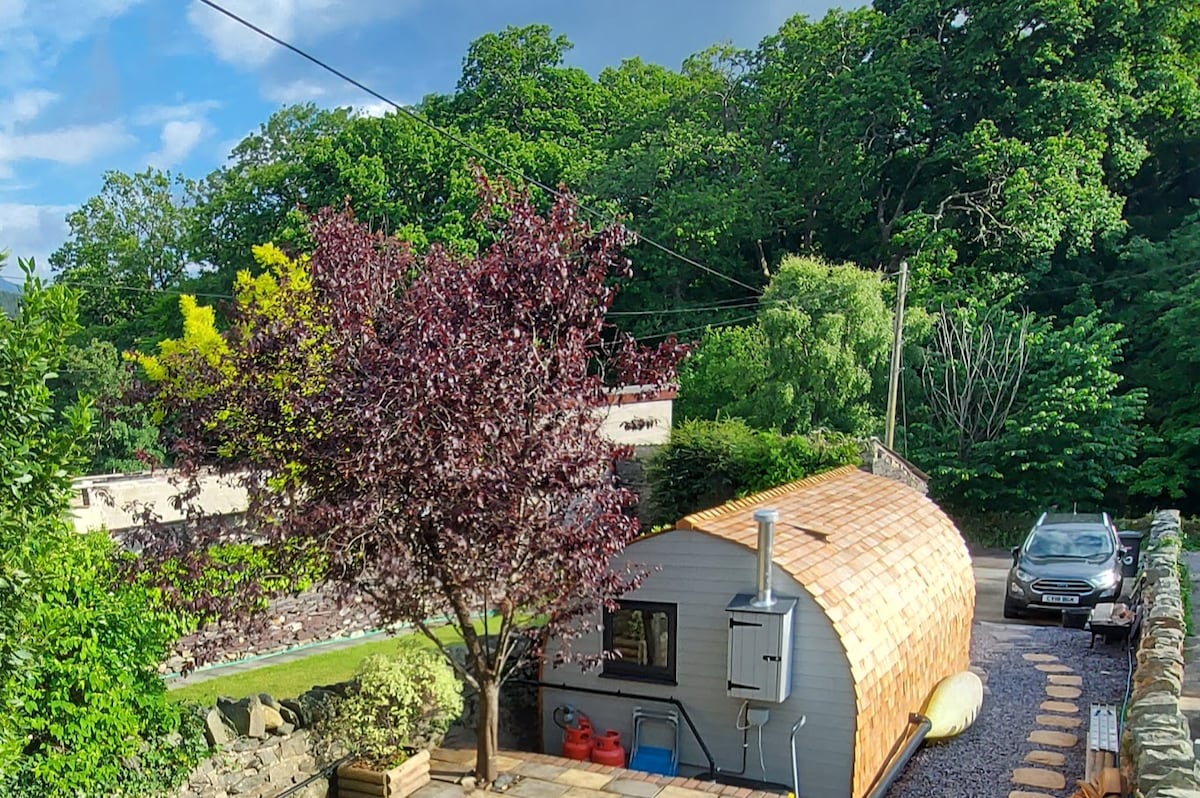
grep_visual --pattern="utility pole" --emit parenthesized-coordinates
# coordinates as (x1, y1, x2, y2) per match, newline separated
(884, 260, 909, 449)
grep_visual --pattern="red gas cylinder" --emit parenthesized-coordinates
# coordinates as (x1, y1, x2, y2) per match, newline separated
(590, 730, 626, 767)
(562, 725, 593, 761)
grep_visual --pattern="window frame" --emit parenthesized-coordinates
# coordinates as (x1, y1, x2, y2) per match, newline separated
(601, 599, 678, 685)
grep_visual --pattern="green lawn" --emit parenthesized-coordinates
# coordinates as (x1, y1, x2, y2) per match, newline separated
(168, 618, 502, 706)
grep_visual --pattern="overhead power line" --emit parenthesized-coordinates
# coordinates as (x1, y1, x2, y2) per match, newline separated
(193, 0, 763, 295)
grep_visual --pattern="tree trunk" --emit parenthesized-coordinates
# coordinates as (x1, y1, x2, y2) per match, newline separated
(476, 678, 501, 784)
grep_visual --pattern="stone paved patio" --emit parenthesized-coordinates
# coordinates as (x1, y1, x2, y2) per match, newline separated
(413, 748, 785, 798)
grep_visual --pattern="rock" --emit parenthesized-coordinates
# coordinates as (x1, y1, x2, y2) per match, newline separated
(219, 695, 268, 739)
(276, 722, 296, 736)
(205, 707, 233, 746)
(280, 699, 309, 727)
(277, 703, 299, 726)
(262, 704, 285, 731)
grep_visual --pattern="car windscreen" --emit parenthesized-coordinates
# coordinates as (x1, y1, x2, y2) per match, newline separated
(1025, 525, 1114, 560)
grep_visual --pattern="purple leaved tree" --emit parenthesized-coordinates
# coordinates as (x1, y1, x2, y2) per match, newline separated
(131, 178, 685, 782)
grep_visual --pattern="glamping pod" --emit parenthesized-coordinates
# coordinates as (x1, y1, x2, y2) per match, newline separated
(541, 464, 975, 798)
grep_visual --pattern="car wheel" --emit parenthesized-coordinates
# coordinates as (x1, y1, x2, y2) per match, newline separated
(1003, 597, 1023, 619)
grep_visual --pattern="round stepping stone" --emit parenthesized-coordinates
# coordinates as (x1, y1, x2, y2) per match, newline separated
(1046, 685, 1082, 699)
(1048, 674, 1082, 686)
(1012, 768, 1066, 790)
(1036, 714, 1082, 729)
(1009, 792, 1056, 798)
(1035, 663, 1073, 673)
(1022, 653, 1059, 662)
(1040, 700, 1079, 714)
(1028, 729, 1078, 748)
(1024, 750, 1066, 767)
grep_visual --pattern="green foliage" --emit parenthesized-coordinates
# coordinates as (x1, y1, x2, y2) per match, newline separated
(324, 649, 464, 769)
(0, 259, 91, 770)
(908, 306, 1144, 513)
(677, 255, 892, 435)
(51, 339, 163, 474)
(113, 705, 210, 798)
(3, 533, 187, 795)
(43, 3, 1200, 517)
(1179, 559, 1195, 636)
(0, 261, 189, 796)
(49, 169, 196, 351)
(646, 419, 861, 525)
(946, 511, 1034, 550)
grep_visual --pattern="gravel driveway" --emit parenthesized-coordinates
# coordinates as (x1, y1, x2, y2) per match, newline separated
(886, 621, 1131, 798)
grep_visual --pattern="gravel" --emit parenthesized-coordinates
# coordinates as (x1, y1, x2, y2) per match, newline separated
(886, 620, 1132, 798)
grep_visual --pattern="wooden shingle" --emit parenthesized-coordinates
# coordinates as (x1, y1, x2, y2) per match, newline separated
(676, 465, 974, 798)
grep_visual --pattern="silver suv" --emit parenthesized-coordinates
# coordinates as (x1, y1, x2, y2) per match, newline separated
(1004, 512, 1124, 619)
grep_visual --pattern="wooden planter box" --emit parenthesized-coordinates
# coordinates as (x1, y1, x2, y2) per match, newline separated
(336, 749, 431, 798)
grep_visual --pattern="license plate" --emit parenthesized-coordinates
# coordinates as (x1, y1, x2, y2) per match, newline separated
(1043, 594, 1079, 605)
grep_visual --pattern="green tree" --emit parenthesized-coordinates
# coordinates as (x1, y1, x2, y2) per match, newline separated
(189, 104, 354, 277)
(908, 304, 1144, 512)
(1120, 217, 1200, 507)
(646, 419, 861, 526)
(677, 255, 892, 435)
(0, 259, 190, 795)
(51, 339, 163, 474)
(49, 169, 196, 350)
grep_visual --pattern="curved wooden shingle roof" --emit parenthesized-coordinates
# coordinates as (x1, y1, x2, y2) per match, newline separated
(676, 465, 974, 798)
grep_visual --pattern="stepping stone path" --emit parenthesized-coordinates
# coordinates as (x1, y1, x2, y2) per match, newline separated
(1035, 663, 1074, 673)
(1048, 674, 1083, 686)
(1025, 750, 1066, 767)
(1007, 652, 1084, 798)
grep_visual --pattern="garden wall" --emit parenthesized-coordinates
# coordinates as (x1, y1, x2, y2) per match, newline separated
(1122, 509, 1200, 797)
(174, 685, 348, 798)
(176, 730, 326, 798)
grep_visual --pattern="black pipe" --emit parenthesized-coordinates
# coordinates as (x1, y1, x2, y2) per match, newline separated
(273, 754, 352, 798)
(518, 679, 718, 779)
(865, 714, 932, 798)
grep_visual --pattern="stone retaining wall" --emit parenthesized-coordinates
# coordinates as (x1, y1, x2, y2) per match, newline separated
(175, 729, 327, 798)
(175, 684, 348, 798)
(1122, 509, 1200, 797)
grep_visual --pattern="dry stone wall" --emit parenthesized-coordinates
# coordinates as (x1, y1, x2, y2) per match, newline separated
(1122, 510, 1200, 797)
(175, 685, 348, 798)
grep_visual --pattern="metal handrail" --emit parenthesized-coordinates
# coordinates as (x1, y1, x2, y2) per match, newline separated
(789, 715, 807, 798)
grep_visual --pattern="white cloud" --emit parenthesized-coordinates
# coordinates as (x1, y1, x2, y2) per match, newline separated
(0, 121, 135, 176)
(0, 88, 58, 127)
(355, 100, 395, 118)
(132, 99, 222, 127)
(262, 77, 330, 105)
(0, 202, 73, 274)
(0, 0, 148, 88)
(187, 0, 421, 69)
(147, 119, 208, 168)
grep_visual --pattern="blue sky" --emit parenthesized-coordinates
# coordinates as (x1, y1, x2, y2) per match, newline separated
(0, 0, 838, 272)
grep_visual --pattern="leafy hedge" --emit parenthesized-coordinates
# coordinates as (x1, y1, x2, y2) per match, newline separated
(645, 419, 861, 526)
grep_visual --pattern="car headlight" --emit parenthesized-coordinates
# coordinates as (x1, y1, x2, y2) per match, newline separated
(1014, 567, 1033, 583)
(1091, 571, 1118, 589)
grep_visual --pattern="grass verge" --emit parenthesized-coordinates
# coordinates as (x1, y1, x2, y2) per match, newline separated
(168, 616, 504, 706)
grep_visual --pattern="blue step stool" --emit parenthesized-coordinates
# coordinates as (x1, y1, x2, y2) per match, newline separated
(628, 707, 680, 777)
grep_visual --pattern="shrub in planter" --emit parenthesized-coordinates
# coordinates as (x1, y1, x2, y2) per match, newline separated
(326, 648, 463, 797)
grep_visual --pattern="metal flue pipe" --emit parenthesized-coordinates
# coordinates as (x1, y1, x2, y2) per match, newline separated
(752, 509, 778, 607)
